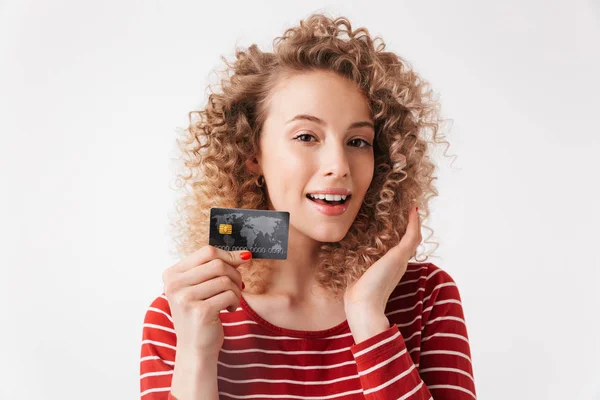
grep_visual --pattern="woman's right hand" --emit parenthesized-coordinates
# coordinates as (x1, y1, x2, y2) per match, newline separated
(162, 245, 252, 359)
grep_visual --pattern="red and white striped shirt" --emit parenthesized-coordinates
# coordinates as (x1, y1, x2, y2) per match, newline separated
(140, 262, 476, 399)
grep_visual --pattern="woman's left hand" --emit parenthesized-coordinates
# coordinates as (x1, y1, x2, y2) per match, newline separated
(344, 205, 422, 316)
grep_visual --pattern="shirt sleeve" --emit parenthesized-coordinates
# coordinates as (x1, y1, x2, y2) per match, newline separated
(418, 267, 477, 399)
(140, 294, 178, 399)
(349, 266, 476, 399)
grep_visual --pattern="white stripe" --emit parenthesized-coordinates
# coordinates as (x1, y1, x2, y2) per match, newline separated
(147, 306, 173, 324)
(419, 366, 475, 382)
(140, 387, 171, 397)
(141, 339, 176, 351)
(222, 319, 259, 326)
(421, 332, 469, 345)
(386, 300, 423, 316)
(396, 315, 421, 328)
(159, 294, 168, 301)
(420, 350, 472, 363)
(217, 359, 358, 370)
(427, 384, 477, 399)
(353, 329, 401, 357)
(423, 283, 457, 303)
(403, 265, 428, 275)
(359, 348, 408, 376)
(223, 332, 353, 341)
(140, 355, 175, 366)
(388, 287, 425, 302)
(218, 388, 364, 399)
(140, 370, 173, 380)
(364, 364, 416, 395)
(143, 323, 175, 334)
(220, 345, 352, 355)
(388, 292, 458, 316)
(397, 380, 424, 400)
(425, 316, 466, 326)
(408, 346, 420, 354)
(320, 332, 353, 340)
(403, 330, 421, 342)
(218, 372, 359, 385)
(423, 299, 462, 313)
(222, 320, 352, 334)
(396, 276, 425, 287)
(425, 268, 443, 281)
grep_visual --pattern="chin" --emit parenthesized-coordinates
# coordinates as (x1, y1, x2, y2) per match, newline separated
(310, 226, 350, 243)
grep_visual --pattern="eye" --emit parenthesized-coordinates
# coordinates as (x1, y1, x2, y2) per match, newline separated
(293, 133, 317, 142)
(348, 138, 373, 149)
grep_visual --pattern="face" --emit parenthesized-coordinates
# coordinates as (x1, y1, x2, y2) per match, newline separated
(247, 70, 375, 243)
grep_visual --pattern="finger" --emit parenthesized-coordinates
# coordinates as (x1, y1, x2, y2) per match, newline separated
(179, 259, 244, 291)
(401, 206, 421, 247)
(411, 205, 421, 236)
(204, 289, 241, 314)
(416, 206, 422, 238)
(413, 207, 423, 259)
(361, 206, 420, 278)
(172, 245, 252, 273)
(182, 274, 242, 303)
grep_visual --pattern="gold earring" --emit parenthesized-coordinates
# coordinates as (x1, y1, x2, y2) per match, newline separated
(255, 175, 265, 188)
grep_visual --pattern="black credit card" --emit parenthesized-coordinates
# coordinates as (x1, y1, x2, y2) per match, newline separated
(209, 207, 290, 260)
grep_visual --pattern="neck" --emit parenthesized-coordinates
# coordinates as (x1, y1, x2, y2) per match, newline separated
(260, 224, 335, 303)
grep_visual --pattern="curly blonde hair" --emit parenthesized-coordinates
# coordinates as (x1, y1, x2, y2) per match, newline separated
(168, 13, 455, 301)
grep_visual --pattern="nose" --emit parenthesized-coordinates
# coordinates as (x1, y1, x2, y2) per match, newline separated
(321, 141, 350, 179)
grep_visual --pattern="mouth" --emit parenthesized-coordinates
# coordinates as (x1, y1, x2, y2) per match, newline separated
(306, 193, 351, 206)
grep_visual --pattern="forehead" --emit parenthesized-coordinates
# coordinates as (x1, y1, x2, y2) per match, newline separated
(265, 70, 372, 124)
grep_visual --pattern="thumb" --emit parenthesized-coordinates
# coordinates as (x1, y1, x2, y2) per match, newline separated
(171, 245, 253, 274)
(221, 248, 253, 267)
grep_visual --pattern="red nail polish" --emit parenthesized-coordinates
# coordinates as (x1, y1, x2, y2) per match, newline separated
(242, 282, 246, 289)
(240, 251, 252, 260)
(416, 207, 419, 212)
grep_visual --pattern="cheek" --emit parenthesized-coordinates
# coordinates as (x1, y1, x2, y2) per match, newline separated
(355, 160, 375, 190)
(265, 154, 310, 198)
(273, 150, 312, 177)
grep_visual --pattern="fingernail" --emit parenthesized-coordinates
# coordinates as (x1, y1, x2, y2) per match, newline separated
(416, 207, 419, 212)
(240, 251, 252, 260)
(242, 282, 246, 289)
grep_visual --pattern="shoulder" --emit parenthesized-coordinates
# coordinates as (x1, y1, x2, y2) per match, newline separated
(393, 262, 463, 305)
(418, 262, 463, 308)
(391, 262, 469, 327)
(400, 262, 459, 286)
(419, 262, 459, 287)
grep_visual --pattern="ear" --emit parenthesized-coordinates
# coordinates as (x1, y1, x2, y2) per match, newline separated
(245, 156, 262, 175)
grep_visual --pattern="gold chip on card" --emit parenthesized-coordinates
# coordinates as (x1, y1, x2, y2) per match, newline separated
(219, 223, 233, 234)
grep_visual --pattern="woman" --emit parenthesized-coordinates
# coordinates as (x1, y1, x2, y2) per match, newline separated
(140, 13, 476, 400)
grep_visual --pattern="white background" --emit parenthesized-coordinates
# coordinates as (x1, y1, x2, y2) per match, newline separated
(1, 0, 598, 399)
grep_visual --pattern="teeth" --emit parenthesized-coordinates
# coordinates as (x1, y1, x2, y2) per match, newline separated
(309, 194, 347, 201)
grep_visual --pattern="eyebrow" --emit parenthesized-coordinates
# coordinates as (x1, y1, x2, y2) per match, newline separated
(285, 114, 374, 130)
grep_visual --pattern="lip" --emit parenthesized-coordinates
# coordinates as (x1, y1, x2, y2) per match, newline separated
(306, 195, 351, 216)
(306, 188, 352, 196)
